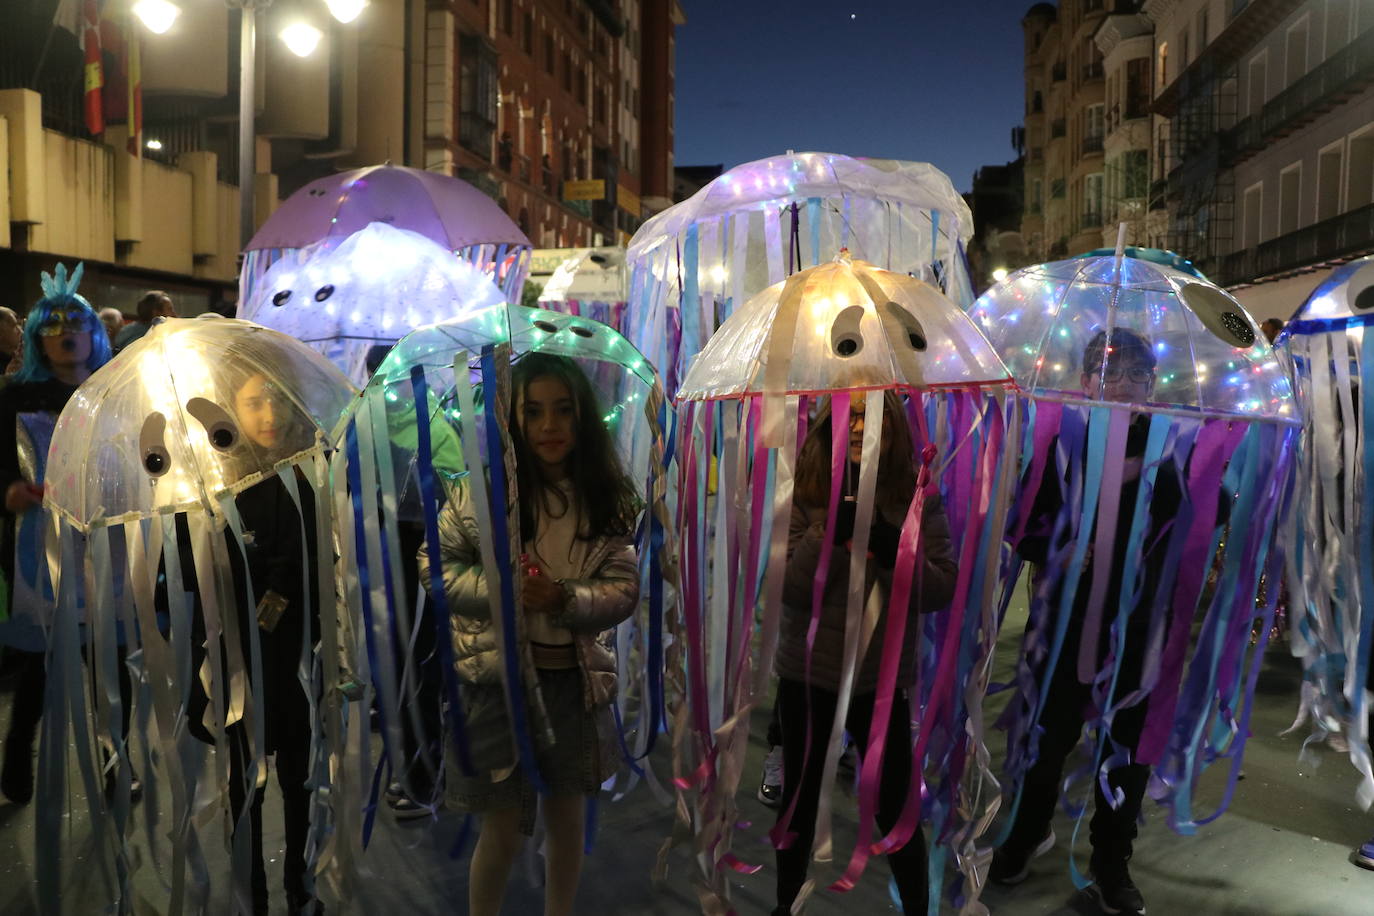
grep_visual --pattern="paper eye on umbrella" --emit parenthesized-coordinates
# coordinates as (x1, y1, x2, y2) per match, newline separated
(139, 412, 172, 476)
(1178, 282, 1259, 349)
(185, 397, 241, 452)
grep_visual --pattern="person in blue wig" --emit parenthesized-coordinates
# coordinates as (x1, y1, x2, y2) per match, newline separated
(0, 263, 118, 804)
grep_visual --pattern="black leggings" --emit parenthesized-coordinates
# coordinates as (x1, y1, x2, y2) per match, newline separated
(227, 725, 314, 914)
(774, 678, 927, 913)
(1002, 655, 1151, 873)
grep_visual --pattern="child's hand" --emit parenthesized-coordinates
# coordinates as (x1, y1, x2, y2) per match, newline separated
(522, 573, 567, 615)
(5, 481, 43, 514)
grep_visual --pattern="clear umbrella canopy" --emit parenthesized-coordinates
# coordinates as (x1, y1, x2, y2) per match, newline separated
(671, 256, 1016, 910)
(240, 163, 531, 307)
(46, 317, 356, 529)
(1279, 255, 1374, 809)
(625, 152, 976, 397)
(331, 303, 673, 865)
(240, 222, 509, 385)
(970, 254, 1295, 422)
(679, 253, 1009, 400)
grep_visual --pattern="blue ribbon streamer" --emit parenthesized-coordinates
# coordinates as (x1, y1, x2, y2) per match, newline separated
(344, 422, 392, 844)
(411, 366, 476, 779)
(480, 346, 547, 794)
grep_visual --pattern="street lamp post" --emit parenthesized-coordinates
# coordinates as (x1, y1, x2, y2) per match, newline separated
(234, 2, 262, 253)
(132, 0, 362, 253)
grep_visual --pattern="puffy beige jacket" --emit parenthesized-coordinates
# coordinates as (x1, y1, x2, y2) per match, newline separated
(417, 478, 639, 711)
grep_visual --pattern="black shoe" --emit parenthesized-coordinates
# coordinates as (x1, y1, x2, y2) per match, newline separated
(1088, 865, 1145, 915)
(103, 769, 144, 805)
(757, 746, 783, 808)
(988, 830, 1055, 885)
(1, 737, 33, 804)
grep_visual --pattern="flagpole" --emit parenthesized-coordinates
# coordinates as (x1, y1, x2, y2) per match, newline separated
(238, 2, 258, 252)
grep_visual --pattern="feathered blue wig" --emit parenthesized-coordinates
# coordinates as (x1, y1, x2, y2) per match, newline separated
(15, 262, 113, 383)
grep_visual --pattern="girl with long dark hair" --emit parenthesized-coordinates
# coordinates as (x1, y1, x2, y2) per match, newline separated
(419, 352, 640, 916)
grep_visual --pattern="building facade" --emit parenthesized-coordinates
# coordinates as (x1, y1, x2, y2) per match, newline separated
(426, 0, 684, 250)
(1145, 0, 1374, 312)
(0, 0, 428, 313)
(0, 0, 682, 315)
(1021, 1, 1125, 263)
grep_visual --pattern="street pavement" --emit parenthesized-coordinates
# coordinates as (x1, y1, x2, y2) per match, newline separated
(0, 601, 1372, 915)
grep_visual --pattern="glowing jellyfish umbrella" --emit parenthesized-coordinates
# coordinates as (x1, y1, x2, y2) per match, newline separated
(670, 253, 1016, 912)
(327, 304, 674, 888)
(625, 152, 976, 398)
(1281, 257, 1374, 808)
(969, 254, 1299, 866)
(240, 162, 532, 305)
(38, 319, 356, 913)
(535, 246, 629, 334)
(241, 222, 509, 385)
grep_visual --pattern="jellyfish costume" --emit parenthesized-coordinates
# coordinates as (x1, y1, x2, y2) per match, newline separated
(670, 253, 1016, 913)
(326, 304, 673, 891)
(40, 319, 356, 913)
(969, 254, 1299, 882)
(239, 162, 532, 306)
(1281, 257, 1374, 808)
(625, 152, 976, 399)
(241, 222, 508, 385)
(536, 246, 629, 334)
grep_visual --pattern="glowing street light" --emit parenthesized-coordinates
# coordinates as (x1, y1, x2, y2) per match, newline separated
(323, 0, 367, 23)
(279, 21, 323, 57)
(131, 0, 180, 34)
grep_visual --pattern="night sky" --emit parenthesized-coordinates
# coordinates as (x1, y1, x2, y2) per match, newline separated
(673, 0, 1038, 194)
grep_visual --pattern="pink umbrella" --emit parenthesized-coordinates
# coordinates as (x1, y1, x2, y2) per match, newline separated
(240, 163, 531, 304)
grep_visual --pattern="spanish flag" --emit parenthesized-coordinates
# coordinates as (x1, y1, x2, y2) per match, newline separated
(81, 0, 103, 136)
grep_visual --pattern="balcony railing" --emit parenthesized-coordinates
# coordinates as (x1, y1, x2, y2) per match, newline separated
(1213, 201, 1374, 285)
(1224, 26, 1374, 166)
(459, 113, 495, 160)
(1050, 119, 1067, 139)
(1082, 134, 1104, 155)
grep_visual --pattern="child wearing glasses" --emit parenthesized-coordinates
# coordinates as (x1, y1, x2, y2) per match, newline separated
(990, 328, 1191, 916)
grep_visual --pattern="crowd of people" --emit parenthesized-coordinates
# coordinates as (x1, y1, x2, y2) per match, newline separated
(0, 263, 1358, 916)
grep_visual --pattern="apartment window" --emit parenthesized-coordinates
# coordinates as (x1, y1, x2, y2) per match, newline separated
(1248, 52, 1267, 117)
(1326, 0, 1352, 56)
(1349, 127, 1374, 210)
(1278, 162, 1302, 236)
(1287, 16, 1310, 86)
(562, 51, 572, 92)
(1196, 7, 1209, 47)
(1085, 173, 1104, 227)
(1033, 178, 1043, 212)
(594, 85, 607, 125)
(1123, 150, 1149, 198)
(458, 33, 499, 159)
(1243, 182, 1264, 248)
(1125, 58, 1150, 119)
(1180, 28, 1190, 68)
(522, 11, 533, 54)
(576, 67, 588, 107)
(499, 0, 512, 34)
(1318, 140, 1344, 221)
(545, 32, 555, 73)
